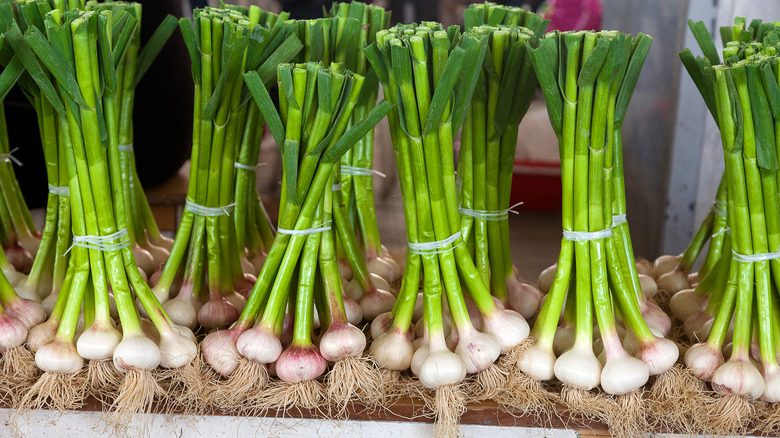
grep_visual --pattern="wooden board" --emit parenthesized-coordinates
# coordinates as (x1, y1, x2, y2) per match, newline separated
(3, 394, 611, 434)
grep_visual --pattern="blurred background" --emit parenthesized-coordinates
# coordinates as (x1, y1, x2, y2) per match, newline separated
(5, 0, 778, 279)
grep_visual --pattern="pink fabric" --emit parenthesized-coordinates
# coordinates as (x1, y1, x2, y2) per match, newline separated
(544, 0, 603, 32)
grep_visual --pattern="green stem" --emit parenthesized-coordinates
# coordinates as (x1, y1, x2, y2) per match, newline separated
(485, 31, 507, 302)
(706, 259, 738, 349)
(700, 180, 728, 278)
(389, 253, 420, 332)
(332, 177, 376, 294)
(679, 211, 714, 274)
(292, 201, 323, 346)
(319, 177, 348, 326)
(239, 162, 339, 330)
(471, 76, 489, 286)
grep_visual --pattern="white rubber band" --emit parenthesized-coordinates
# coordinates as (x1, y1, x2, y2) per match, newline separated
(66, 228, 130, 254)
(459, 201, 524, 221)
(341, 165, 386, 178)
(234, 162, 267, 171)
(563, 228, 613, 242)
(711, 201, 727, 218)
(184, 199, 236, 216)
(0, 148, 22, 166)
(712, 227, 730, 238)
(611, 214, 627, 227)
(48, 184, 69, 196)
(732, 247, 780, 263)
(277, 220, 332, 236)
(331, 183, 342, 191)
(408, 232, 463, 255)
(560, 215, 623, 242)
(118, 143, 134, 152)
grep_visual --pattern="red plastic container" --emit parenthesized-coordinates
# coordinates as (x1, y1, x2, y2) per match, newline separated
(510, 159, 562, 212)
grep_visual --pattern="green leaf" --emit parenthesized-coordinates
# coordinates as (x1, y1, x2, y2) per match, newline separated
(132, 14, 177, 87)
(463, 5, 484, 31)
(111, 13, 138, 70)
(615, 33, 652, 126)
(309, 74, 354, 157)
(481, 43, 497, 79)
(300, 63, 320, 128)
(18, 1, 45, 34)
(241, 32, 304, 107)
(255, 33, 303, 85)
(306, 19, 326, 63)
(283, 139, 299, 205)
(447, 25, 460, 50)
(178, 17, 201, 84)
(97, 12, 117, 94)
(688, 19, 720, 65)
(577, 36, 611, 86)
(5, 23, 64, 114)
(757, 21, 773, 42)
(746, 63, 777, 170)
(110, 9, 131, 43)
(679, 49, 718, 123)
(0, 2, 13, 34)
(363, 42, 389, 86)
(244, 25, 269, 71)
(526, 15, 550, 38)
(390, 41, 415, 136)
(530, 35, 562, 137)
(322, 99, 392, 162)
(278, 64, 298, 113)
(356, 66, 379, 105)
(726, 70, 744, 153)
(244, 70, 285, 149)
(94, 88, 109, 147)
(507, 44, 538, 125)
(315, 66, 331, 114)
(748, 19, 762, 38)
(202, 22, 250, 119)
(0, 55, 23, 102)
(451, 32, 489, 134)
(597, 33, 624, 83)
(492, 41, 525, 136)
(334, 16, 360, 72)
(423, 45, 463, 134)
(22, 26, 87, 108)
(487, 8, 507, 26)
(258, 19, 291, 66)
(719, 26, 733, 45)
(761, 61, 780, 120)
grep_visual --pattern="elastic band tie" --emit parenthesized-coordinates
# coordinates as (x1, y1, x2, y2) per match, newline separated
(185, 199, 235, 216)
(711, 201, 727, 218)
(560, 85, 578, 106)
(563, 228, 613, 242)
(118, 143, 134, 152)
(732, 247, 780, 263)
(66, 228, 130, 254)
(459, 201, 524, 221)
(234, 161, 267, 171)
(48, 184, 69, 196)
(341, 165, 386, 178)
(611, 214, 627, 227)
(408, 232, 463, 256)
(0, 148, 22, 166)
(712, 227, 730, 238)
(277, 221, 332, 236)
(331, 183, 342, 191)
